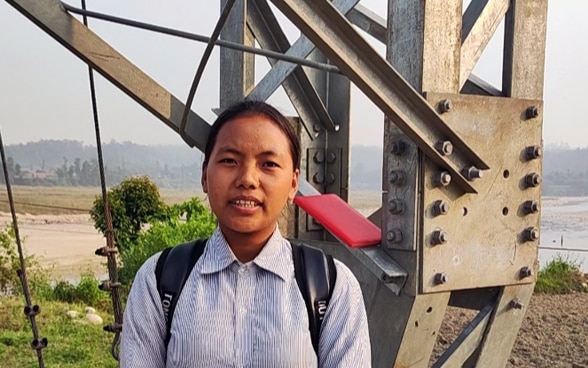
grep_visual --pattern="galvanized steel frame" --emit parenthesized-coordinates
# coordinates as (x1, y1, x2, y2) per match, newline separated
(4, 0, 548, 366)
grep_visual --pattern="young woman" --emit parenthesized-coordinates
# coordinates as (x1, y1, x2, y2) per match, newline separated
(120, 100, 370, 367)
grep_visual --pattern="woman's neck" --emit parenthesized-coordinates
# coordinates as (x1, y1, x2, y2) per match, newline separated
(220, 227, 275, 263)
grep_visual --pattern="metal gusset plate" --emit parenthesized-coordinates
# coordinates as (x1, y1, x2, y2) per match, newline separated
(420, 93, 542, 292)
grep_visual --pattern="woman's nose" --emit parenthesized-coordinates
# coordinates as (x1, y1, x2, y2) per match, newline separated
(236, 163, 259, 188)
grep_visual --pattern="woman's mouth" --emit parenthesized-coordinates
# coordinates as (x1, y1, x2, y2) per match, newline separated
(231, 199, 261, 208)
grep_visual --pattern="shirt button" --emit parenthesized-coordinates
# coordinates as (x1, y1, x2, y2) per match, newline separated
(239, 307, 246, 314)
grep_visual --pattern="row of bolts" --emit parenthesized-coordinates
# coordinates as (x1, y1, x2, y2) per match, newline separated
(386, 101, 541, 293)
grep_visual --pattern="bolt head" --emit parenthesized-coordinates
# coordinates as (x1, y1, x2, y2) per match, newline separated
(313, 151, 325, 163)
(439, 99, 453, 113)
(326, 152, 337, 163)
(525, 173, 542, 187)
(386, 229, 403, 244)
(523, 227, 539, 242)
(389, 170, 406, 185)
(388, 199, 404, 214)
(433, 200, 450, 216)
(509, 298, 524, 309)
(523, 200, 540, 214)
(525, 106, 539, 119)
(434, 273, 448, 285)
(313, 124, 323, 132)
(525, 146, 542, 160)
(390, 140, 406, 156)
(462, 166, 483, 181)
(312, 172, 324, 184)
(436, 141, 453, 156)
(520, 266, 533, 278)
(434, 171, 452, 187)
(431, 229, 448, 245)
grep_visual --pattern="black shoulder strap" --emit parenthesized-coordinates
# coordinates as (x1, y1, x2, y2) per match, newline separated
(155, 238, 208, 347)
(291, 242, 337, 354)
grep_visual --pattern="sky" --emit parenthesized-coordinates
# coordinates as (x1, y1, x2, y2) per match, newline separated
(0, 0, 586, 149)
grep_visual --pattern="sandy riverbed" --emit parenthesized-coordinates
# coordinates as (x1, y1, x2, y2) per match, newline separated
(0, 213, 106, 280)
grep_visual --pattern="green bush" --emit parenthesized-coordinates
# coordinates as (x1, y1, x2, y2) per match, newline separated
(90, 176, 165, 248)
(119, 197, 216, 285)
(52, 273, 108, 306)
(0, 224, 51, 298)
(535, 255, 586, 294)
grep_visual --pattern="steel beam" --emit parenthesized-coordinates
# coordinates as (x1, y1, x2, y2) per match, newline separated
(460, 0, 510, 88)
(5, 0, 211, 150)
(270, 0, 487, 194)
(246, 0, 335, 135)
(346, 4, 387, 43)
(503, 0, 548, 100)
(220, 0, 255, 107)
(432, 304, 494, 368)
(246, 0, 359, 105)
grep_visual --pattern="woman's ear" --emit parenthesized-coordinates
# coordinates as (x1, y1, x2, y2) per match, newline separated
(201, 167, 208, 193)
(288, 169, 300, 202)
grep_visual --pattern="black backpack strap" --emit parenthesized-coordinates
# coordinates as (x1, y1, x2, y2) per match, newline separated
(155, 238, 208, 347)
(291, 242, 337, 354)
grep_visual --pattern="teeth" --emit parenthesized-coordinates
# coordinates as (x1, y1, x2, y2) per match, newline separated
(234, 200, 258, 208)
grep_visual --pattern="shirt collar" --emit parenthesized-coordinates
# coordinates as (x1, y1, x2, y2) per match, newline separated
(198, 226, 292, 282)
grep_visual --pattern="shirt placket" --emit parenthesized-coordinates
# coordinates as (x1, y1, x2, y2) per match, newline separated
(234, 264, 255, 368)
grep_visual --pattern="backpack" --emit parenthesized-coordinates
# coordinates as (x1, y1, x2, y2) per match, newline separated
(155, 238, 337, 354)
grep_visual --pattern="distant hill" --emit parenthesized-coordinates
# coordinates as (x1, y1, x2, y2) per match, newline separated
(0, 140, 586, 195)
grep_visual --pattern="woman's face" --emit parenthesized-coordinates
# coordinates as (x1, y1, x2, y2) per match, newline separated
(202, 113, 299, 244)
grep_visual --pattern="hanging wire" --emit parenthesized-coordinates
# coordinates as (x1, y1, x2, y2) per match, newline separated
(179, 0, 237, 139)
(60, 2, 341, 75)
(80, 0, 123, 360)
(0, 128, 46, 368)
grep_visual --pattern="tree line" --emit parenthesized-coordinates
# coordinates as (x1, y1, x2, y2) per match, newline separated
(1, 139, 587, 195)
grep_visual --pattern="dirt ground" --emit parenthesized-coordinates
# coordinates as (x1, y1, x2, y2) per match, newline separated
(3, 213, 587, 367)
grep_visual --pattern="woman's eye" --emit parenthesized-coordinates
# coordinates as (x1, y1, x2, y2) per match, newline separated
(263, 161, 279, 168)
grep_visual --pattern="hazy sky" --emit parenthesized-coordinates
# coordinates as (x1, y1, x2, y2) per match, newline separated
(0, 1, 586, 149)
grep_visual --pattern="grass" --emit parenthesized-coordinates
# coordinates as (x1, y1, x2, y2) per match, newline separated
(535, 255, 587, 293)
(0, 297, 117, 368)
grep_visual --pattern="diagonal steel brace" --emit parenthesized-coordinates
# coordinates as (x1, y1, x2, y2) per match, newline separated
(270, 0, 490, 193)
(6, 0, 211, 151)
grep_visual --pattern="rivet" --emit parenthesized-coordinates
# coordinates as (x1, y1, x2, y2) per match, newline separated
(432, 200, 450, 216)
(525, 106, 539, 119)
(313, 123, 323, 132)
(434, 273, 448, 285)
(433, 171, 452, 187)
(439, 99, 453, 113)
(523, 227, 539, 242)
(388, 199, 404, 214)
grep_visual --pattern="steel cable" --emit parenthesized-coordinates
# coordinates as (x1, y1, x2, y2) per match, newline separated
(179, 0, 237, 139)
(0, 128, 46, 368)
(80, 0, 123, 360)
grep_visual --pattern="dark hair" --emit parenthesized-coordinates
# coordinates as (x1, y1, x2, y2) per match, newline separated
(203, 100, 301, 170)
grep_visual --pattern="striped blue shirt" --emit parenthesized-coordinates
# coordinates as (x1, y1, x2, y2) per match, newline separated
(120, 227, 371, 367)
